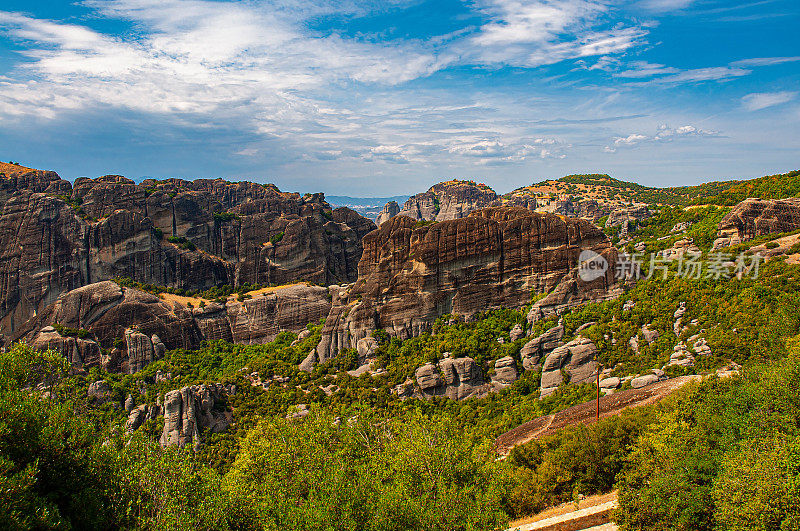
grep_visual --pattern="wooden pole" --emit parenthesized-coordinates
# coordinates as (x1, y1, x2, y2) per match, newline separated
(596, 364, 601, 421)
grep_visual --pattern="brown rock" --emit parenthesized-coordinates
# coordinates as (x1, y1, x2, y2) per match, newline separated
(317, 206, 616, 363)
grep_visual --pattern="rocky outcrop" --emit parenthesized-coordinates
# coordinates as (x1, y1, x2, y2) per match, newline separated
(413, 357, 490, 400)
(15, 280, 332, 373)
(605, 205, 650, 229)
(713, 197, 800, 249)
(520, 321, 565, 371)
(223, 284, 331, 344)
(126, 403, 161, 433)
(0, 167, 374, 341)
(376, 201, 400, 226)
(316, 207, 617, 363)
(397, 180, 498, 222)
(159, 384, 233, 448)
(491, 356, 519, 389)
(540, 336, 599, 397)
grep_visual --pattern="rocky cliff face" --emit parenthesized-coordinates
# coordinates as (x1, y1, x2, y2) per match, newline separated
(397, 180, 498, 222)
(714, 197, 800, 246)
(315, 207, 617, 363)
(376, 200, 400, 226)
(159, 384, 233, 448)
(0, 166, 374, 342)
(14, 280, 331, 373)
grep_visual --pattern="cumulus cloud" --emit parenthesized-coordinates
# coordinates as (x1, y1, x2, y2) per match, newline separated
(742, 91, 797, 111)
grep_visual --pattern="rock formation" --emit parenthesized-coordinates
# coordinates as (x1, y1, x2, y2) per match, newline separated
(712, 197, 800, 249)
(540, 336, 599, 397)
(315, 207, 617, 363)
(520, 321, 565, 371)
(376, 201, 400, 226)
(412, 357, 490, 400)
(0, 165, 374, 342)
(14, 280, 332, 373)
(159, 384, 233, 448)
(397, 180, 498, 222)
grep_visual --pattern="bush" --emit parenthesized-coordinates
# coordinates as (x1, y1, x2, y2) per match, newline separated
(270, 232, 284, 245)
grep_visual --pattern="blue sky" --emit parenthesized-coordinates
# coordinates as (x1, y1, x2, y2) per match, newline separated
(0, 0, 798, 195)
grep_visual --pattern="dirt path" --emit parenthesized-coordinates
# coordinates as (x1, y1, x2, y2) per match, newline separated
(507, 492, 619, 531)
(495, 375, 700, 455)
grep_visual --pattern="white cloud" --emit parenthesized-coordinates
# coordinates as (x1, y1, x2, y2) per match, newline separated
(635, 0, 695, 12)
(604, 123, 717, 152)
(730, 56, 800, 67)
(742, 91, 797, 111)
(461, 0, 648, 68)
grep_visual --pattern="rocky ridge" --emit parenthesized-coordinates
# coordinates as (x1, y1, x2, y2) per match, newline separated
(0, 166, 374, 343)
(314, 206, 618, 365)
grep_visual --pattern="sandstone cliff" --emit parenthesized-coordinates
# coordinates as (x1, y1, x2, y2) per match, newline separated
(315, 207, 617, 363)
(397, 180, 498, 222)
(14, 280, 331, 373)
(713, 197, 800, 249)
(0, 165, 374, 342)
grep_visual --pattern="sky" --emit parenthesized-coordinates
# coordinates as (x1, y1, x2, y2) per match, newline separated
(0, 0, 798, 195)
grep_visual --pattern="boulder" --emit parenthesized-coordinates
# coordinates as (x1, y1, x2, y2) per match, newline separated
(521, 321, 565, 371)
(509, 324, 524, 342)
(540, 337, 599, 397)
(88, 380, 113, 403)
(631, 374, 659, 389)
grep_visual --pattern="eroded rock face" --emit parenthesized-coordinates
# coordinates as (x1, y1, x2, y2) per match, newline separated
(160, 384, 233, 448)
(540, 337, 599, 397)
(397, 180, 498, 222)
(413, 357, 489, 400)
(0, 167, 373, 341)
(15, 281, 332, 373)
(716, 197, 800, 244)
(520, 321, 565, 371)
(316, 207, 617, 363)
(376, 201, 400, 226)
(492, 356, 518, 389)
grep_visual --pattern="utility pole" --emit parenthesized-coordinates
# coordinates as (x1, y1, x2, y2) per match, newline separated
(596, 364, 601, 421)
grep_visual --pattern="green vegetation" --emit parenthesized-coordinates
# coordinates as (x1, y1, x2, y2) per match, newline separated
(167, 235, 197, 251)
(51, 323, 90, 339)
(616, 337, 800, 530)
(213, 212, 238, 222)
(270, 231, 284, 244)
(689, 169, 800, 206)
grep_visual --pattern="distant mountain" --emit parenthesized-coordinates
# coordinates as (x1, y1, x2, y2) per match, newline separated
(326, 195, 410, 220)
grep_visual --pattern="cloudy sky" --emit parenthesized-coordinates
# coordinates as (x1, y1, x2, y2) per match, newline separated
(0, 0, 797, 195)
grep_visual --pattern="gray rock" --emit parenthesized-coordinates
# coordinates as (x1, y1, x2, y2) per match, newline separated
(509, 324, 524, 342)
(88, 380, 113, 403)
(540, 337, 598, 397)
(415, 363, 442, 390)
(356, 336, 379, 362)
(160, 384, 232, 448)
(124, 394, 135, 413)
(492, 356, 518, 388)
(600, 377, 620, 389)
(299, 350, 317, 373)
(521, 321, 565, 371)
(631, 374, 659, 389)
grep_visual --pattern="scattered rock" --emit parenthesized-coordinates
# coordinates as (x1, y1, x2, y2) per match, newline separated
(631, 374, 659, 389)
